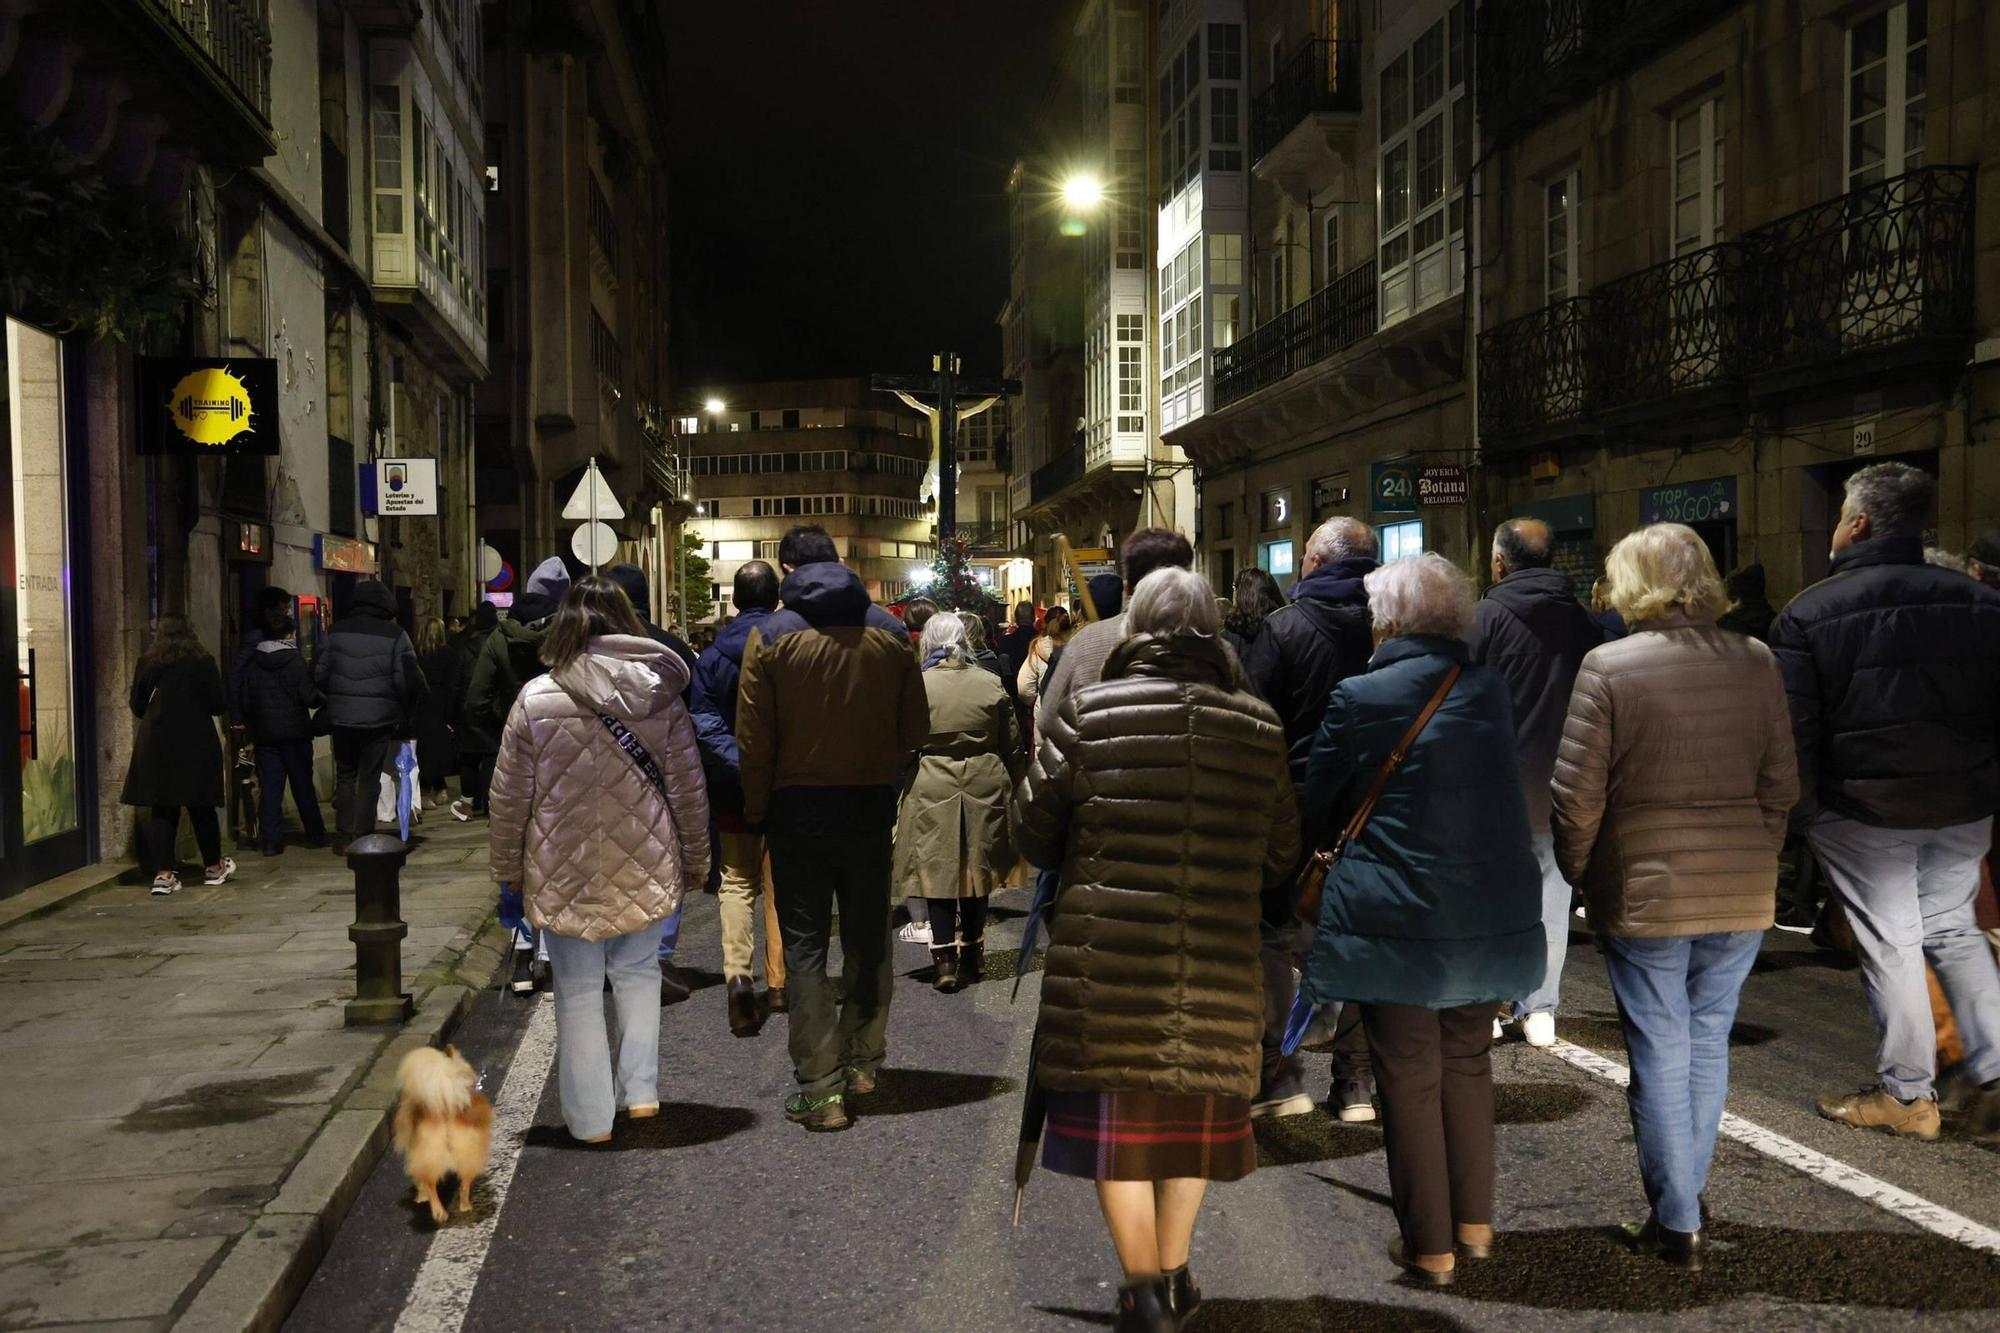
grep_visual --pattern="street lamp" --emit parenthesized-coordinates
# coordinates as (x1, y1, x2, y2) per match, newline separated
(703, 396, 726, 414)
(1061, 174, 1104, 209)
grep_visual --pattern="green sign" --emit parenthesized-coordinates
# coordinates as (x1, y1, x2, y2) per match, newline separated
(1371, 461, 1418, 515)
(1640, 476, 1737, 526)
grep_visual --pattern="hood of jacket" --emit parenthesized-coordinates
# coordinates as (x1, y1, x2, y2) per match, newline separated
(1103, 631, 1243, 690)
(253, 639, 299, 670)
(348, 579, 397, 621)
(778, 562, 876, 627)
(525, 555, 572, 602)
(550, 634, 690, 722)
(1484, 566, 1587, 630)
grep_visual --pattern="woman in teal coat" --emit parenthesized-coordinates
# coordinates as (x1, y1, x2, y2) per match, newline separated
(1298, 553, 1544, 1286)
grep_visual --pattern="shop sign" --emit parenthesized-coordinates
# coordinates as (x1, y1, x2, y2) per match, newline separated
(138, 357, 280, 455)
(1370, 461, 1418, 516)
(1639, 476, 1736, 526)
(363, 458, 440, 516)
(314, 533, 375, 574)
(1260, 488, 1293, 531)
(1418, 466, 1467, 506)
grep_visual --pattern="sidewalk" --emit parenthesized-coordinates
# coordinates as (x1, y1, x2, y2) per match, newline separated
(0, 814, 506, 1332)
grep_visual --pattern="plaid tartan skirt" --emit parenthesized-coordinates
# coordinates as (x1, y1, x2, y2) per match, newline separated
(1042, 1090, 1256, 1183)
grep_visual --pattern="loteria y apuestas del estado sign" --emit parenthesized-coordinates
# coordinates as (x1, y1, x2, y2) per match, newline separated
(137, 357, 281, 455)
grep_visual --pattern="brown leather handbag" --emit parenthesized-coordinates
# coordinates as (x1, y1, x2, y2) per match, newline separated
(1293, 664, 1462, 924)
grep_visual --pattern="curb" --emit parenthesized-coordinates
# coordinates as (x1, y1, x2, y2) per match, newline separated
(170, 913, 512, 1333)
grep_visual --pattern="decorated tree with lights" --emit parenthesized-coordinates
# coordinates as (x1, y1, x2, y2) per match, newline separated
(921, 532, 1003, 613)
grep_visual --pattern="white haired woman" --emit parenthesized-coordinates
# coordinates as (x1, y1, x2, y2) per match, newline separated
(1552, 524, 1797, 1269)
(1014, 567, 1298, 1331)
(893, 612, 1022, 991)
(1297, 553, 1545, 1285)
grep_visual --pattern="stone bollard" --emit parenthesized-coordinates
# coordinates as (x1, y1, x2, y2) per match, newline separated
(346, 833, 415, 1026)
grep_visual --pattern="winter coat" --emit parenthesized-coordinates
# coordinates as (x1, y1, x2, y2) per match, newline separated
(1298, 636, 1545, 1010)
(1013, 633, 1298, 1099)
(1551, 614, 1799, 938)
(463, 612, 555, 749)
(240, 639, 322, 744)
(122, 655, 227, 808)
(893, 657, 1022, 899)
(689, 607, 774, 819)
(1770, 535, 2000, 829)
(414, 646, 460, 780)
(1034, 613, 1126, 737)
(1246, 559, 1378, 785)
(736, 563, 929, 835)
(313, 581, 426, 733)
(445, 627, 494, 747)
(1466, 566, 1604, 832)
(970, 646, 1008, 684)
(487, 634, 711, 941)
(997, 625, 1035, 699)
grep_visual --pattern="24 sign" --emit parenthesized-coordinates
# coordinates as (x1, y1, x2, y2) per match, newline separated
(1370, 462, 1418, 515)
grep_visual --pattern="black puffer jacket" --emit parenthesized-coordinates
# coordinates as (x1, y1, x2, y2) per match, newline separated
(1466, 566, 1604, 831)
(313, 580, 426, 732)
(241, 640, 321, 743)
(1770, 536, 2000, 828)
(1012, 633, 1299, 1099)
(1245, 559, 1377, 784)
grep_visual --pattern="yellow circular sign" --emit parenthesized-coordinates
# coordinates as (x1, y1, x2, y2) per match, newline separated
(167, 367, 256, 447)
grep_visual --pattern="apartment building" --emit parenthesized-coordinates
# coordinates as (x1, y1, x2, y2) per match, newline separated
(1164, 0, 1476, 593)
(684, 379, 936, 620)
(1475, 0, 1997, 603)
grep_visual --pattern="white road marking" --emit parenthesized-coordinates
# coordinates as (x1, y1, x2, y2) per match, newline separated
(395, 996, 560, 1333)
(1544, 1036, 2000, 1258)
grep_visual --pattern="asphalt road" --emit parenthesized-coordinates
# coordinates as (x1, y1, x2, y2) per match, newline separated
(288, 890, 2000, 1332)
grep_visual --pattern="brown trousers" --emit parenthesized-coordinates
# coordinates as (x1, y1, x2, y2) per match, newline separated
(1362, 1001, 1497, 1257)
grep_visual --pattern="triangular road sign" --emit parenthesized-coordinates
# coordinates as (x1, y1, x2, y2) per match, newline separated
(560, 461, 626, 521)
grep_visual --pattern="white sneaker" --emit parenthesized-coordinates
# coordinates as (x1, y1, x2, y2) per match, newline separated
(1522, 1012, 1557, 1048)
(150, 872, 182, 896)
(203, 857, 237, 886)
(898, 920, 933, 945)
(451, 798, 475, 823)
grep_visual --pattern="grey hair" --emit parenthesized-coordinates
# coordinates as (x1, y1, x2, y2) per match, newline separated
(918, 611, 969, 663)
(1492, 518, 1554, 572)
(955, 610, 988, 650)
(1364, 552, 1477, 640)
(1844, 461, 1933, 539)
(1305, 516, 1379, 569)
(1127, 567, 1222, 638)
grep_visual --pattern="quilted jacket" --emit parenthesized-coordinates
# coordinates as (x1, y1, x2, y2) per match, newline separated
(487, 634, 711, 941)
(1013, 632, 1299, 1099)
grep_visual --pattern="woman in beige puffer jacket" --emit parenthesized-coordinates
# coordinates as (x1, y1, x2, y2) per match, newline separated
(488, 575, 710, 1143)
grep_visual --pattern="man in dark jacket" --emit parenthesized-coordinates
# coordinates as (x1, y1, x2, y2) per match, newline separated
(1244, 516, 1380, 1122)
(229, 585, 294, 728)
(1773, 462, 2000, 1139)
(1467, 518, 1603, 1050)
(737, 525, 929, 1131)
(693, 560, 784, 1033)
(313, 577, 426, 852)
(241, 616, 326, 855)
(447, 603, 500, 820)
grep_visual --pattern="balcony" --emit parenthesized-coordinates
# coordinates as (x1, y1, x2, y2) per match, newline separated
(1030, 444, 1086, 507)
(1251, 38, 1362, 166)
(1478, 166, 1975, 444)
(1477, 0, 1736, 148)
(587, 177, 621, 289)
(1213, 257, 1376, 410)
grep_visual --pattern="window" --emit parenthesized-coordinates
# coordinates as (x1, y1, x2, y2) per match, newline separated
(1322, 209, 1341, 284)
(1847, 1, 1927, 188)
(1378, 519, 1424, 563)
(1160, 235, 1206, 426)
(371, 84, 402, 234)
(1114, 11, 1144, 102)
(1258, 539, 1294, 578)
(1267, 250, 1289, 319)
(1209, 232, 1243, 285)
(1208, 23, 1242, 79)
(1377, 5, 1468, 324)
(1671, 96, 1724, 255)
(1210, 86, 1242, 171)
(1545, 169, 1580, 300)
(1216, 501, 1235, 539)
(1159, 31, 1202, 200)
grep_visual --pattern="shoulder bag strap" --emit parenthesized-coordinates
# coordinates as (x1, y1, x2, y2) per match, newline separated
(596, 712, 672, 808)
(1327, 663, 1461, 857)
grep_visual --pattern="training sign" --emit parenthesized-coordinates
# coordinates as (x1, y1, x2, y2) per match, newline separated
(138, 357, 280, 455)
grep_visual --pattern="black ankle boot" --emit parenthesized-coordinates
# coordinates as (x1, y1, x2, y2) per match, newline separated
(1624, 1215, 1705, 1271)
(1163, 1263, 1200, 1317)
(930, 945, 960, 993)
(960, 936, 985, 984)
(1113, 1276, 1175, 1332)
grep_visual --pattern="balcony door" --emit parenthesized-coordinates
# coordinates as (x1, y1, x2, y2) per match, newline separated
(1668, 97, 1727, 387)
(1843, 0, 1930, 345)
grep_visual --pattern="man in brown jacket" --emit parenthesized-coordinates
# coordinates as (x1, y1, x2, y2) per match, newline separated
(737, 525, 929, 1132)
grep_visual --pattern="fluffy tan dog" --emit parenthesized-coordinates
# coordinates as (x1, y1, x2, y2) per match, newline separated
(392, 1045, 493, 1224)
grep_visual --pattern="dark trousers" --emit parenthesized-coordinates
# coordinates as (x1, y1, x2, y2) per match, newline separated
(924, 896, 988, 947)
(769, 828, 896, 1099)
(1260, 917, 1307, 1094)
(255, 739, 325, 848)
(461, 751, 494, 810)
(150, 805, 221, 872)
(331, 727, 395, 841)
(1332, 1002, 1374, 1087)
(1363, 1001, 1496, 1256)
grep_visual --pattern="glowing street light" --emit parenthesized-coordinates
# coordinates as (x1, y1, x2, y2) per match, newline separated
(1061, 174, 1104, 209)
(703, 396, 726, 414)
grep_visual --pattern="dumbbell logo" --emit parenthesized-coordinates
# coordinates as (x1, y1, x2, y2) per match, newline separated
(168, 367, 256, 447)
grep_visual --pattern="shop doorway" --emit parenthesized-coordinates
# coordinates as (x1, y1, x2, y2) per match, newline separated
(0, 318, 93, 897)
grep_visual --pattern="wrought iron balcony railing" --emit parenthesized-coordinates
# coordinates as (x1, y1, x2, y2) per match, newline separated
(1251, 38, 1361, 163)
(146, 0, 272, 119)
(587, 176, 621, 279)
(1030, 444, 1086, 507)
(1478, 166, 1975, 443)
(1213, 257, 1376, 410)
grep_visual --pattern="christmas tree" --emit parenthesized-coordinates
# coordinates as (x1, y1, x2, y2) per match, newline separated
(923, 531, 1003, 613)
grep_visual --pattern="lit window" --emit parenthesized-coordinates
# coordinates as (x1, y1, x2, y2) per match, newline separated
(1377, 5, 1468, 325)
(1378, 519, 1425, 563)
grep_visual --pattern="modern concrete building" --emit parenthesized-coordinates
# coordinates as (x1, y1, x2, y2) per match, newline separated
(683, 379, 937, 620)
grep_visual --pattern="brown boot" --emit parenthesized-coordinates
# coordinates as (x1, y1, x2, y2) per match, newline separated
(1816, 1086, 1941, 1140)
(930, 945, 960, 993)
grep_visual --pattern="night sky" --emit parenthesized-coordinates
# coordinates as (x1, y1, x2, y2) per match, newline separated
(668, 2, 1072, 393)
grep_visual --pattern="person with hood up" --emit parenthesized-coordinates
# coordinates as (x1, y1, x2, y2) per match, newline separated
(313, 577, 427, 854)
(1715, 562, 1775, 642)
(487, 576, 710, 1143)
(228, 585, 293, 730)
(693, 560, 786, 1034)
(736, 525, 929, 1132)
(240, 615, 326, 855)
(1244, 516, 1380, 1123)
(449, 603, 501, 820)
(1466, 518, 1604, 1049)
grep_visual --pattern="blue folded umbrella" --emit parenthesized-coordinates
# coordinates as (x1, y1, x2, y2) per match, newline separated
(1012, 865, 1062, 1002)
(1280, 989, 1320, 1057)
(394, 741, 418, 841)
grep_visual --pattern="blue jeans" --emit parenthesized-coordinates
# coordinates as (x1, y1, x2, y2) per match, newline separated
(1601, 930, 1763, 1234)
(255, 739, 325, 848)
(1809, 814, 2000, 1098)
(656, 906, 682, 962)
(543, 919, 667, 1139)
(1514, 831, 1570, 1019)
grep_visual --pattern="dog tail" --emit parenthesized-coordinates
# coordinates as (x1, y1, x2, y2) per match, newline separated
(397, 1046, 473, 1118)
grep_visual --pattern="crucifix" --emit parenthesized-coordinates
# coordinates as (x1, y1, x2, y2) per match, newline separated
(871, 353, 1021, 539)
